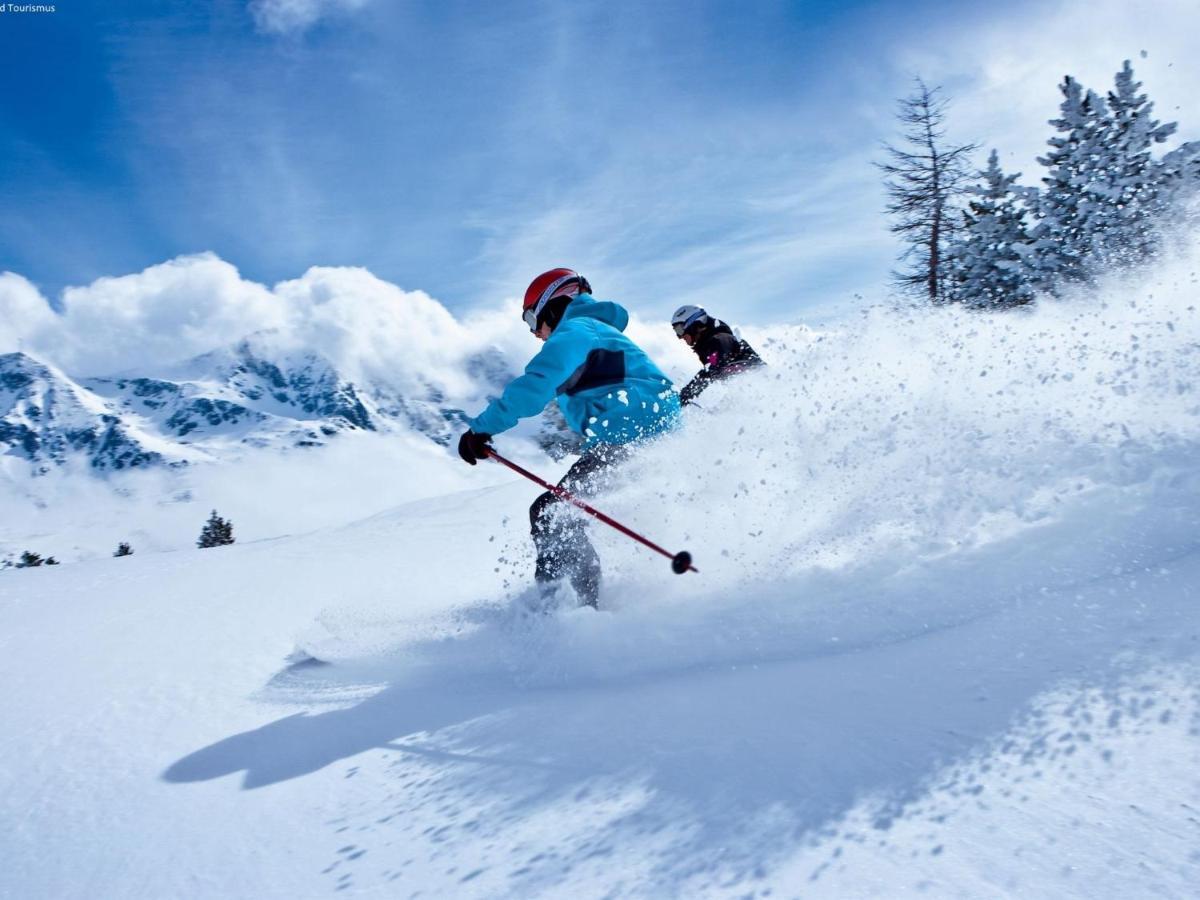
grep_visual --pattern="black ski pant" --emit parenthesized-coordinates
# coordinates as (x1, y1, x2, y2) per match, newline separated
(529, 444, 629, 608)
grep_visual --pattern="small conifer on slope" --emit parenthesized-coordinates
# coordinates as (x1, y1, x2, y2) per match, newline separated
(197, 511, 235, 549)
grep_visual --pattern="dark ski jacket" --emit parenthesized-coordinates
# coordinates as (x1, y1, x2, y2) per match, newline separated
(679, 319, 765, 406)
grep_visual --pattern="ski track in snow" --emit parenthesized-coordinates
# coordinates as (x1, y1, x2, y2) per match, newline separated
(3, 247, 1200, 897)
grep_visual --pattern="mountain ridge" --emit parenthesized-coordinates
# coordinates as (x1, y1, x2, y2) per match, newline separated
(0, 336, 526, 477)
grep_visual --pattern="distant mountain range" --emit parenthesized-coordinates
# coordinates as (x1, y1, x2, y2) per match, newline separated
(0, 336, 542, 477)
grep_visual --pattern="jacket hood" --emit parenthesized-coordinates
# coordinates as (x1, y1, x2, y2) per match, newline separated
(559, 294, 630, 333)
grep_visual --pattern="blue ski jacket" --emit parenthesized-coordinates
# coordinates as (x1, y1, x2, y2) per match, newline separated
(468, 295, 681, 447)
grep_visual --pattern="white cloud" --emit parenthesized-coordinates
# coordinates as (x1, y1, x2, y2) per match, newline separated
(1, 254, 532, 399)
(50, 253, 283, 376)
(247, 0, 369, 35)
(0, 272, 58, 355)
(269, 265, 485, 394)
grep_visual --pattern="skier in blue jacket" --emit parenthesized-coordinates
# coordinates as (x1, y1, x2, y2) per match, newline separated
(458, 268, 681, 607)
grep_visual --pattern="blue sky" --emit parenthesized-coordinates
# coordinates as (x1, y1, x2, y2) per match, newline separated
(2, 0, 1196, 325)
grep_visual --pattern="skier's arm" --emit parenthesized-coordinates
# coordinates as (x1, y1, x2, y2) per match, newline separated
(680, 334, 746, 405)
(467, 338, 576, 436)
(679, 370, 713, 406)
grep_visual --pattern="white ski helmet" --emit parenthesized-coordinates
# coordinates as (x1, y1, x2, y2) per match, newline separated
(671, 305, 709, 337)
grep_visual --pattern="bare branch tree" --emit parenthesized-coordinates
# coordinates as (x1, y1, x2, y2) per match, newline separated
(877, 79, 977, 303)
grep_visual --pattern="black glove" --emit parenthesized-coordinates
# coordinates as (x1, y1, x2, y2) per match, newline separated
(457, 430, 493, 465)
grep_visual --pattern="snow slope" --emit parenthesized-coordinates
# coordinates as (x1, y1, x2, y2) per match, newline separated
(2, 250, 1200, 897)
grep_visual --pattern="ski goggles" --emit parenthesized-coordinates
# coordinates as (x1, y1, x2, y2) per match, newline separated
(523, 275, 583, 333)
(522, 306, 541, 333)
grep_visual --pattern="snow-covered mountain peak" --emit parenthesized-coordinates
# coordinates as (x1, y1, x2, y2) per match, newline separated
(0, 351, 178, 475)
(0, 326, 533, 485)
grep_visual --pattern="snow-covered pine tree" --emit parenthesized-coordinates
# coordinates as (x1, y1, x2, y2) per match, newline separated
(1161, 140, 1200, 215)
(114, 542, 134, 557)
(1032, 76, 1110, 288)
(945, 150, 1036, 308)
(878, 79, 977, 304)
(197, 510, 235, 549)
(1094, 60, 1178, 265)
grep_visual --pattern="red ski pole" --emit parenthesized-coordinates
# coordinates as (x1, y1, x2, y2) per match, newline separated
(486, 448, 698, 575)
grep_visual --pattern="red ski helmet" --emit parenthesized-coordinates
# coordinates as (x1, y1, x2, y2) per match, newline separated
(522, 268, 591, 333)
